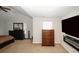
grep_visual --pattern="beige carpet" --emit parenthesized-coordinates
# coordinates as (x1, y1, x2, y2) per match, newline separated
(0, 40, 68, 53)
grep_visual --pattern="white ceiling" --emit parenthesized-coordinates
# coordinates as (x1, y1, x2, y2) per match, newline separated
(12, 6, 79, 18)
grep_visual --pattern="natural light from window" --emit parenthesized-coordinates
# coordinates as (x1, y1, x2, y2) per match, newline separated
(43, 21, 53, 30)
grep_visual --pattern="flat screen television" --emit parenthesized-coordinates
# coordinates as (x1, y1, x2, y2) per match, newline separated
(62, 15, 79, 38)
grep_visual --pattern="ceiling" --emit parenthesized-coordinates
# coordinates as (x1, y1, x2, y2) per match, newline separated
(10, 6, 79, 18)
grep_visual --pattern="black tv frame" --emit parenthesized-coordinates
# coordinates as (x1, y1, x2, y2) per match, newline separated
(62, 15, 79, 38)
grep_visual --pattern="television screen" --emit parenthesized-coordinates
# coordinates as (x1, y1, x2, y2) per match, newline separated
(62, 15, 79, 38)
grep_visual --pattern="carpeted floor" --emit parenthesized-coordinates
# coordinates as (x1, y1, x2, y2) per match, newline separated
(0, 40, 68, 53)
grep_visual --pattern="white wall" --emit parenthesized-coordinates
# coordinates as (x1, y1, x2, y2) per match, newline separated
(0, 19, 5, 35)
(62, 10, 79, 20)
(0, 8, 33, 38)
(33, 17, 62, 43)
(0, 14, 9, 35)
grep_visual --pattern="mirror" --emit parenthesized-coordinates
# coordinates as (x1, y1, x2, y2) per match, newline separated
(13, 23, 23, 30)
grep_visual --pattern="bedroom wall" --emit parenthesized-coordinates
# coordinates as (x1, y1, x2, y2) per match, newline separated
(62, 10, 79, 20)
(33, 16, 62, 43)
(0, 18, 6, 35)
(0, 8, 33, 38)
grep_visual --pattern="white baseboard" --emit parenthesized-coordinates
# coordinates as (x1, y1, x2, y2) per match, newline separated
(55, 42, 60, 44)
(32, 41, 60, 44)
(33, 42, 41, 43)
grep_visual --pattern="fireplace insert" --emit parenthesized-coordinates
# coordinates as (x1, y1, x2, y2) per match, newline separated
(64, 36, 79, 51)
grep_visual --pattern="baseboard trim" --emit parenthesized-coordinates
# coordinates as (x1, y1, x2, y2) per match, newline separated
(33, 42, 41, 43)
(33, 42, 60, 44)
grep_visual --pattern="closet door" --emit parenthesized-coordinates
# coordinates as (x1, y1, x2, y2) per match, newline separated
(42, 30, 54, 46)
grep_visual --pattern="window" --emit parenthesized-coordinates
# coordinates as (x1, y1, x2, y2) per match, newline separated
(43, 21, 53, 30)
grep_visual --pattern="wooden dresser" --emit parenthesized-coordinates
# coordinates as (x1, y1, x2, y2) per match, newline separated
(9, 30, 25, 40)
(42, 30, 54, 46)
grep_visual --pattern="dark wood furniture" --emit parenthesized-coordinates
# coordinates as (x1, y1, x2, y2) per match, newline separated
(14, 30, 25, 40)
(9, 30, 25, 40)
(9, 23, 25, 40)
(42, 30, 54, 46)
(0, 35, 15, 49)
(9, 30, 14, 36)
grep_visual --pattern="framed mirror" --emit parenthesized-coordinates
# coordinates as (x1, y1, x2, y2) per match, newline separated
(13, 23, 23, 30)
